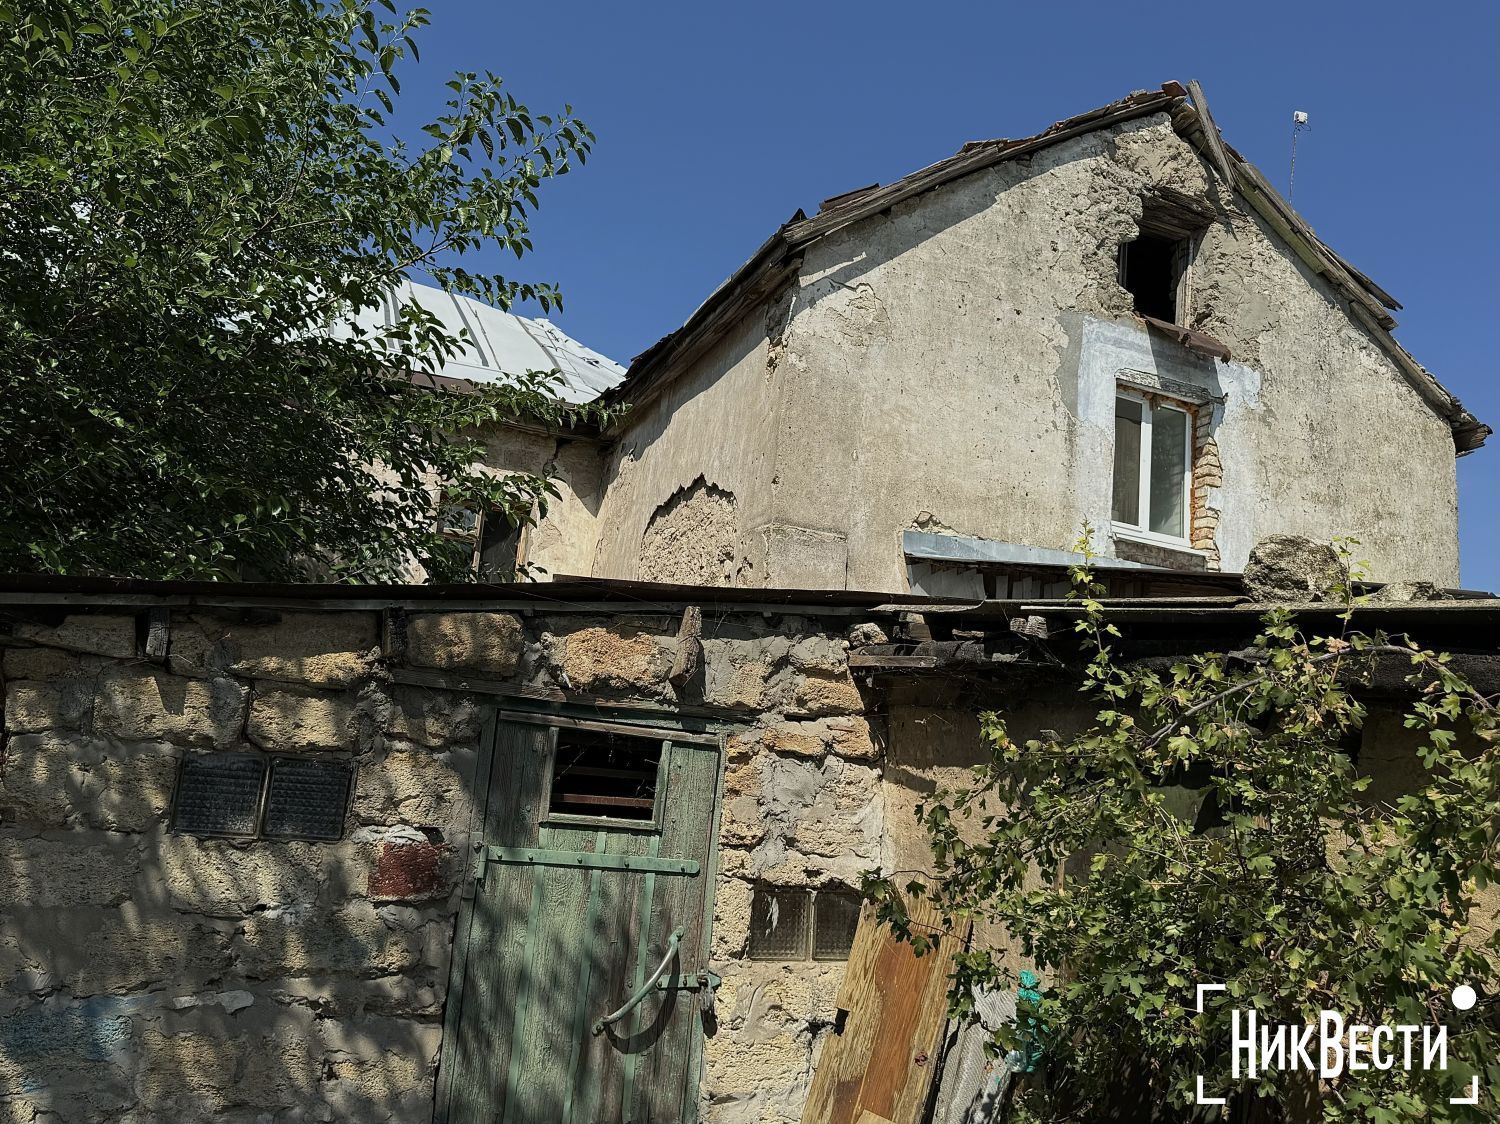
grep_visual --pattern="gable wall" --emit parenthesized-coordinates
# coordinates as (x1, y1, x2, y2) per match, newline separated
(775, 115, 1457, 590)
(610, 114, 1461, 593)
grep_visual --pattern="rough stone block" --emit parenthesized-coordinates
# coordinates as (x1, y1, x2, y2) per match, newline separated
(787, 635, 847, 674)
(1, 645, 92, 681)
(237, 901, 419, 978)
(824, 716, 879, 761)
(158, 837, 326, 915)
(554, 624, 671, 692)
(712, 876, 754, 960)
(136, 1025, 323, 1118)
(3, 679, 91, 733)
(171, 610, 378, 686)
(137, 1027, 231, 1116)
(248, 687, 355, 751)
(351, 748, 472, 827)
(94, 668, 247, 748)
(0, 837, 142, 908)
(702, 640, 778, 709)
(405, 611, 525, 676)
(786, 669, 864, 717)
(317, 1018, 441, 1121)
(385, 686, 482, 748)
(0, 732, 177, 832)
(16, 613, 137, 659)
(42, 905, 233, 995)
(784, 758, 882, 860)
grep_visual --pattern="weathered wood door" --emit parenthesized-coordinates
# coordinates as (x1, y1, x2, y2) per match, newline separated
(436, 714, 722, 1124)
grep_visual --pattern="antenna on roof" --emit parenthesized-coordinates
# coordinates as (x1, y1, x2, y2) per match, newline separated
(1288, 110, 1309, 202)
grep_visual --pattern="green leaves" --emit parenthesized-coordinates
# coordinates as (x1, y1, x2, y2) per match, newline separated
(0, 0, 605, 581)
(902, 536, 1500, 1122)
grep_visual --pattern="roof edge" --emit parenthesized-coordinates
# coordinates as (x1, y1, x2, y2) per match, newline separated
(608, 85, 1189, 417)
(610, 81, 1487, 454)
(1173, 82, 1488, 454)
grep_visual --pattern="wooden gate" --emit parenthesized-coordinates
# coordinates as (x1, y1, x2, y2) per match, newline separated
(436, 713, 723, 1124)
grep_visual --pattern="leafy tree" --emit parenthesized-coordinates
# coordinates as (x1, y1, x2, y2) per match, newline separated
(0, 0, 608, 581)
(869, 531, 1499, 1122)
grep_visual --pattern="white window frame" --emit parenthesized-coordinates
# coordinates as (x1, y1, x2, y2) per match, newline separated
(1111, 390, 1194, 549)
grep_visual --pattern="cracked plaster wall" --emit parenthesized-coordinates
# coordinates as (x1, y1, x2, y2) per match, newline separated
(581, 112, 1461, 593)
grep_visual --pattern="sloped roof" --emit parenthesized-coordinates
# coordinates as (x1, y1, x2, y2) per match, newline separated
(351, 280, 626, 404)
(611, 81, 1487, 454)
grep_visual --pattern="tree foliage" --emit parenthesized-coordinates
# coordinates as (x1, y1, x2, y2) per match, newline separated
(0, 0, 609, 581)
(869, 531, 1500, 1122)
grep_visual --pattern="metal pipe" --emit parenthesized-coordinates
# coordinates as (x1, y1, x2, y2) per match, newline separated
(592, 927, 684, 1036)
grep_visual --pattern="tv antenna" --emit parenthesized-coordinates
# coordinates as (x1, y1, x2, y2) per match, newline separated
(1288, 110, 1309, 202)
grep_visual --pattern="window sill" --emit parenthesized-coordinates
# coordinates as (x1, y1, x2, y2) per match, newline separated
(1110, 524, 1208, 557)
(1138, 315, 1232, 362)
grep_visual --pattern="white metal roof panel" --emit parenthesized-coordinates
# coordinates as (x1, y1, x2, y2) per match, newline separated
(350, 280, 625, 404)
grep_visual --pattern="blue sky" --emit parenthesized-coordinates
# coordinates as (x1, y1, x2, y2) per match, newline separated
(394, 1, 1497, 591)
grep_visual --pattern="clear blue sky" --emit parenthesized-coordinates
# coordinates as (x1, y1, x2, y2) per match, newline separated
(395, 1, 1498, 591)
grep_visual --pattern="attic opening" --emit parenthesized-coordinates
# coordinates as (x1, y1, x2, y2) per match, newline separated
(1118, 232, 1183, 323)
(1118, 191, 1213, 327)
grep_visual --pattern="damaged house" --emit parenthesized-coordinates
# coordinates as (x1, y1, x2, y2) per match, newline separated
(0, 82, 1493, 1124)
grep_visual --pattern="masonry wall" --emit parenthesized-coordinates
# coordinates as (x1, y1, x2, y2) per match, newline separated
(0, 600, 887, 1123)
(581, 112, 1462, 593)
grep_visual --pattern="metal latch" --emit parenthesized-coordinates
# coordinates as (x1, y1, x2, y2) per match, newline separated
(655, 970, 721, 994)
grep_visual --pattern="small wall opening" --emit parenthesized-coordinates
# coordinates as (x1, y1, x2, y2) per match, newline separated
(746, 886, 861, 961)
(547, 727, 662, 821)
(1119, 232, 1182, 323)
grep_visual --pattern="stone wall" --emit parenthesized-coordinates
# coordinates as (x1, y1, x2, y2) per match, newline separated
(0, 599, 887, 1123)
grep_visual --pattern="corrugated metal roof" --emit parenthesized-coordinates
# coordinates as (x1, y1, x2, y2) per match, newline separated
(350, 280, 625, 404)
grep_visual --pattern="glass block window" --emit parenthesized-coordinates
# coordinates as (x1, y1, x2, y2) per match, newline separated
(748, 888, 811, 960)
(171, 753, 266, 837)
(812, 891, 862, 960)
(747, 886, 861, 961)
(263, 758, 355, 841)
(171, 753, 353, 842)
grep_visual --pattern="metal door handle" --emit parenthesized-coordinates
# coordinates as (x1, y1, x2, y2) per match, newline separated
(591, 927, 684, 1036)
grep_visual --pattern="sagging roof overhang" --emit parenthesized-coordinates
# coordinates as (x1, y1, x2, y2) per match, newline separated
(606, 81, 1488, 455)
(0, 572, 950, 617)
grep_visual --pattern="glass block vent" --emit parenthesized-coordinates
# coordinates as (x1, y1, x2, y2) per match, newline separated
(171, 753, 266, 837)
(813, 891, 862, 960)
(171, 753, 354, 842)
(747, 888, 811, 960)
(263, 758, 354, 841)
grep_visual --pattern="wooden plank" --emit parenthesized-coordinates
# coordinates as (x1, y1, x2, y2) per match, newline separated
(433, 719, 498, 1123)
(506, 824, 599, 1123)
(568, 830, 653, 1124)
(392, 667, 756, 725)
(1185, 80, 1235, 187)
(801, 897, 966, 1124)
(445, 720, 552, 1122)
(639, 739, 722, 1121)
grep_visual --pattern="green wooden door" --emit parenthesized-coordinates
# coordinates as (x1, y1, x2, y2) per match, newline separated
(437, 714, 722, 1124)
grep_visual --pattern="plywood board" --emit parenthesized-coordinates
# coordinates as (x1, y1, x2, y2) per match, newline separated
(801, 897, 966, 1124)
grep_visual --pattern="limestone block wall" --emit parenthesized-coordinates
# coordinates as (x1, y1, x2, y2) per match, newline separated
(0, 598, 888, 1124)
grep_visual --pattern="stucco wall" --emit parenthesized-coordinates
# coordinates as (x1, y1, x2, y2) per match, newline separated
(590, 314, 784, 586)
(583, 112, 1462, 593)
(470, 423, 606, 581)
